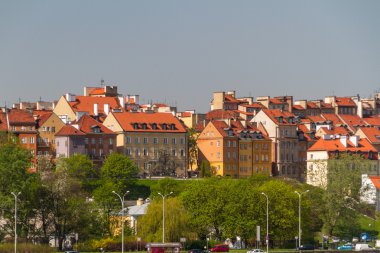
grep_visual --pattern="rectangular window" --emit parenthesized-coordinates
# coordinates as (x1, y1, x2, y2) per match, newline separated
(21, 126, 25, 131)
(109, 138, 113, 145)
(51, 127, 55, 133)
(126, 137, 131, 144)
(180, 138, 185, 144)
(172, 138, 176, 144)
(85, 138, 88, 144)
(172, 149, 176, 156)
(126, 148, 131, 155)
(91, 138, 95, 144)
(164, 138, 168, 144)
(30, 137, 34, 144)
(154, 137, 158, 144)
(217, 141, 220, 147)
(143, 148, 148, 156)
(135, 137, 140, 144)
(144, 137, 148, 144)
(99, 138, 103, 145)
(217, 152, 220, 158)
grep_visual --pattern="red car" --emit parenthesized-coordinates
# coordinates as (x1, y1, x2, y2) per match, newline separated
(209, 244, 229, 252)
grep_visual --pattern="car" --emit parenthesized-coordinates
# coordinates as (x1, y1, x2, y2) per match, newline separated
(64, 251, 79, 253)
(188, 249, 203, 253)
(247, 249, 265, 253)
(355, 243, 373, 251)
(209, 244, 229, 252)
(298, 244, 315, 250)
(338, 243, 354, 250)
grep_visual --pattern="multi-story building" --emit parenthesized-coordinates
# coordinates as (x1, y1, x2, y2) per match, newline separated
(36, 112, 65, 157)
(324, 96, 357, 115)
(55, 125, 86, 158)
(251, 109, 301, 179)
(306, 134, 378, 187)
(256, 96, 293, 112)
(211, 91, 253, 111)
(103, 111, 188, 177)
(176, 110, 206, 129)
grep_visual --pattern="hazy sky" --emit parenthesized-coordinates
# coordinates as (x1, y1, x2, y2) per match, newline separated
(1, 0, 379, 113)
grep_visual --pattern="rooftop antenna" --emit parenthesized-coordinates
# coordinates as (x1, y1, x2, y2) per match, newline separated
(39, 96, 42, 102)
(100, 78, 105, 86)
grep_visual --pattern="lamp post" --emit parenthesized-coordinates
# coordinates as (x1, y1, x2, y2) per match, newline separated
(112, 190, 130, 253)
(295, 190, 309, 249)
(158, 192, 173, 243)
(261, 192, 269, 253)
(11, 192, 21, 253)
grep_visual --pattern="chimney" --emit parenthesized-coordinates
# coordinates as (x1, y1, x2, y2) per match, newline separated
(118, 96, 124, 108)
(340, 135, 348, 147)
(104, 104, 110, 115)
(137, 198, 144, 206)
(349, 135, 360, 147)
(94, 103, 98, 116)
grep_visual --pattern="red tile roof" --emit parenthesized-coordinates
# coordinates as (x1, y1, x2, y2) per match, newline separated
(307, 115, 326, 123)
(111, 111, 186, 133)
(77, 114, 115, 134)
(89, 87, 106, 95)
(69, 96, 123, 116)
(321, 113, 343, 125)
(320, 102, 333, 108)
(179, 112, 192, 117)
(33, 110, 53, 117)
(308, 137, 377, 152)
(8, 109, 35, 125)
(224, 95, 240, 103)
(357, 127, 380, 144)
(293, 105, 305, 110)
(37, 112, 53, 126)
(206, 109, 240, 120)
(210, 121, 229, 137)
(153, 103, 169, 107)
(369, 176, 380, 190)
(298, 124, 315, 141)
(270, 98, 286, 105)
(335, 97, 356, 107)
(55, 125, 86, 136)
(318, 126, 350, 136)
(262, 109, 296, 125)
(338, 114, 368, 132)
(241, 102, 264, 108)
(364, 117, 380, 127)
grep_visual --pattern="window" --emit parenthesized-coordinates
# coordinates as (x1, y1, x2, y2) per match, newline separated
(217, 140, 220, 147)
(135, 137, 140, 144)
(85, 138, 89, 144)
(46, 127, 50, 132)
(143, 148, 148, 156)
(154, 137, 158, 144)
(162, 124, 167, 130)
(133, 123, 139, 129)
(44, 151, 49, 156)
(126, 148, 131, 155)
(227, 152, 230, 159)
(164, 138, 168, 144)
(180, 138, 185, 144)
(56, 141, 59, 147)
(255, 154, 259, 161)
(99, 149, 103, 157)
(144, 137, 148, 144)
(135, 149, 140, 156)
(126, 137, 131, 144)
(30, 137, 34, 144)
(42, 126, 46, 132)
(142, 123, 147, 129)
(227, 140, 231, 147)
(232, 141, 237, 147)
(232, 152, 236, 159)
(152, 123, 157, 130)
(217, 152, 220, 158)
(44, 138, 49, 144)
(21, 126, 25, 131)
(109, 138, 113, 145)
(29, 126, 33, 131)
(11, 126, 16, 131)
(172, 149, 176, 156)
(172, 138, 176, 144)
(180, 149, 185, 157)
(91, 138, 95, 144)
(51, 127, 55, 133)
(99, 138, 103, 145)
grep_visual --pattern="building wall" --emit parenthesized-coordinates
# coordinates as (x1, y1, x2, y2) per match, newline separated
(38, 113, 65, 156)
(53, 96, 76, 123)
(306, 150, 329, 187)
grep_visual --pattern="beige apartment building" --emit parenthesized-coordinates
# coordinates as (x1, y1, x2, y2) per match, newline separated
(103, 111, 188, 177)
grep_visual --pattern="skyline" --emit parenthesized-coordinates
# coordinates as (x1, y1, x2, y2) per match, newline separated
(1, 0, 380, 113)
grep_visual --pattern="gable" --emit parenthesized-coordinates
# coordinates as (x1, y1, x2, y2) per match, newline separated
(53, 96, 76, 122)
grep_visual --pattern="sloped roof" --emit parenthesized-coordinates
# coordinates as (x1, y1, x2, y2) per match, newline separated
(241, 102, 265, 109)
(69, 96, 123, 116)
(37, 112, 53, 126)
(321, 113, 343, 125)
(308, 137, 377, 152)
(112, 111, 186, 133)
(126, 203, 150, 216)
(293, 105, 305, 110)
(89, 87, 106, 96)
(206, 109, 240, 120)
(338, 114, 368, 131)
(369, 176, 380, 190)
(0, 110, 7, 131)
(357, 127, 380, 144)
(318, 126, 350, 136)
(308, 115, 326, 123)
(335, 97, 356, 107)
(224, 95, 240, 103)
(77, 114, 115, 134)
(364, 117, 380, 127)
(262, 109, 296, 125)
(8, 109, 35, 125)
(55, 125, 86, 136)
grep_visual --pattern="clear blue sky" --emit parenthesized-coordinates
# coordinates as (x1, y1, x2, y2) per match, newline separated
(1, 0, 379, 113)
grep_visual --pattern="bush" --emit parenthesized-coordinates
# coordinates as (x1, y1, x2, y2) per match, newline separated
(0, 243, 53, 253)
(88, 236, 147, 252)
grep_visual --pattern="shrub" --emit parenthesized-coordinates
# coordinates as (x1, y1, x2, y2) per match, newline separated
(0, 243, 53, 253)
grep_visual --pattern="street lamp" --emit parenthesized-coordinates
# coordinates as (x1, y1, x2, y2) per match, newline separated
(11, 192, 21, 253)
(261, 192, 269, 253)
(295, 190, 309, 249)
(158, 191, 173, 243)
(112, 190, 130, 253)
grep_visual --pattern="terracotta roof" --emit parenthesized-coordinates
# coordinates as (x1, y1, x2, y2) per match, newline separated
(308, 137, 377, 152)
(335, 97, 356, 107)
(364, 117, 380, 127)
(210, 121, 229, 137)
(89, 87, 105, 95)
(69, 96, 123, 116)
(262, 109, 296, 125)
(320, 102, 333, 108)
(293, 105, 305, 110)
(77, 114, 115, 134)
(153, 103, 169, 107)
(338, 114, 368, 132)
(37, 112, 53, 126)
(33, 110, 53, 117)
(241, 102, 264, 108)
(112, 111, 186, 133)
(321, 113, 343, 125)
(206, 109, 240, 120)
(307, 102, 319, 109)
(195, 120, 208, 133)
(179, 112, 192, 117)
(298, 124, 315, 141)
(0, 110, 7, 131)
(369, 176, 380, 190)
(8, 109, 35, 125)
(307, 115, 326, 123)
(55, 125, 86, 136)
(270, 98, 286, 105)
(357, 127, 380, 144)
(224, 95, 240, 103)
(318, 126, 350, 136)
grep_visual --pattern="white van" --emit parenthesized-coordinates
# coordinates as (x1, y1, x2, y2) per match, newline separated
(355, 243, 373, 251)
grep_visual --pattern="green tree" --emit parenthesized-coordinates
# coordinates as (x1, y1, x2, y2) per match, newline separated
(199, 160, 212, 178)
(188, 128, 198, 176)
(137, 197, 193, 242)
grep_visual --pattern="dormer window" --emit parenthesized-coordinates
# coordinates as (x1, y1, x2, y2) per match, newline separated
(91, 125, 101, 133)
(170, 124, 175, 130)
(228, 129, 233, 136)
(152, 123, 157, 130)
(162, 124, 167, 130)
(133, 123, 139, 129)
(278, 117, 283, 123)
(142, 123, 147, 130)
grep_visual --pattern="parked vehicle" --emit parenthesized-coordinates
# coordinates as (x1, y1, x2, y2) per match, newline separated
(338, 243, 354, 250)
(247, 249, 265, 253)
(355, 243, 373, 251)
(298, 244, 315, 250)
(209, 244, 229, 252)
